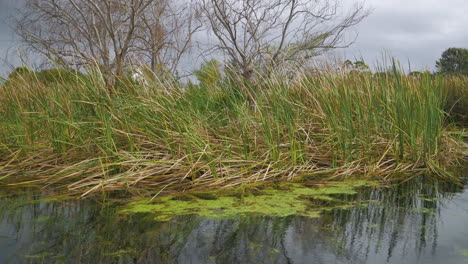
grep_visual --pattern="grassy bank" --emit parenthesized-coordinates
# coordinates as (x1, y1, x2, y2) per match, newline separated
(0, 67, 465, 197)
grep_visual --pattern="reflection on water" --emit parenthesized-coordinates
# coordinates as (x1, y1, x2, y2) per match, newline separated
(0, 178, 467, 264)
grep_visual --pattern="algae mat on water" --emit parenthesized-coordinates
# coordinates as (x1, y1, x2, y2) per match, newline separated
(120, 180, 375, 221)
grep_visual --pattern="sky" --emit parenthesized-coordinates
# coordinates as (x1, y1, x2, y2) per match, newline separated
(1, 0, 467, 76)
(342, 0, 468, 72)
(0, 0, 21, 77)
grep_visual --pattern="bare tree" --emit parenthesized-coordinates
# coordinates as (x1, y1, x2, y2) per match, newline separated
(199, 0, 369, 79)
(14, 0, 200, 79)
(132, 0, 202, 74)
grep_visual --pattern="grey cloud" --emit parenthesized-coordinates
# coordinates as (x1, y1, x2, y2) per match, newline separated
(344, 0, 468, 71)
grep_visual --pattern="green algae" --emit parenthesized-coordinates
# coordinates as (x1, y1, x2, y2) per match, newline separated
(36, 195, 72, 203)
(120, 180, 374, 221)
(457, 249, 468, 257)
(410, 207, 437, 215)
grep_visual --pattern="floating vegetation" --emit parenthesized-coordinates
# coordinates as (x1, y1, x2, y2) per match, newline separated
(0, 177, 466, 264)
(121, 180, 375, 221)
(458, 249, 468, 257)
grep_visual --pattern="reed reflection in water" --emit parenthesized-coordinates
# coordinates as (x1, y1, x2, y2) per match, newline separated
(0, 178, 467, 264)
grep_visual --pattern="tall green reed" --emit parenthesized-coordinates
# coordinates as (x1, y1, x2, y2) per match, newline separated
(0, 62, 464, 194)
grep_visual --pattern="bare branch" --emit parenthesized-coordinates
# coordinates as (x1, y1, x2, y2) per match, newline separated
(199, 0, 370, 79)
(14, 0, 201, 80)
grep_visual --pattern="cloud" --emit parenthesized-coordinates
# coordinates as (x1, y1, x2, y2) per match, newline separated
(343, 0, 468, 71)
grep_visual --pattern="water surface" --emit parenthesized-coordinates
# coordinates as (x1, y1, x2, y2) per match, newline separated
(0, 179, 467, 264)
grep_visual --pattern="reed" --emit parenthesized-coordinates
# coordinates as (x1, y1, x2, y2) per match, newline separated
(0, 65, 465, 197)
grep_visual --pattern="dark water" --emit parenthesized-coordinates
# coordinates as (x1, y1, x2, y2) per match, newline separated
(0, 179, 467, 264)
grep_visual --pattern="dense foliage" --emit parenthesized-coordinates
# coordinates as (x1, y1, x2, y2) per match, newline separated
(436, 48, 468, 75)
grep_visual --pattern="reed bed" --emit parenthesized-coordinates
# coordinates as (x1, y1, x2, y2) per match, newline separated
(0, 67, 465, 197)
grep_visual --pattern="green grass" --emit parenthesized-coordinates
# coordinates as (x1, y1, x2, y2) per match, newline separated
(0, 66, 465, 197)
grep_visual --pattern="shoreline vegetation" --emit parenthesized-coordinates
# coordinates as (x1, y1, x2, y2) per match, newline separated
(0, 64, 466, 198)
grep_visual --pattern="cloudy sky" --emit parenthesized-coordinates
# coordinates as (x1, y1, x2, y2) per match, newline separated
(0, 0, 19, 76)
(0, 0, 467, 76)
(343, 0, 468, 71)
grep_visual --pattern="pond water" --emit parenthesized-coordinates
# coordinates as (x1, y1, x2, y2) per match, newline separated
(0, 177, 467, 264)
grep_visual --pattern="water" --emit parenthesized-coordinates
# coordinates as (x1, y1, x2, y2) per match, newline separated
(0, 179, 467, 264)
